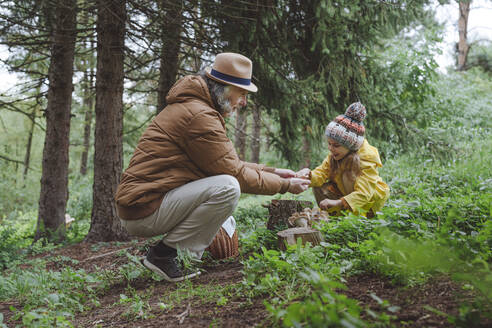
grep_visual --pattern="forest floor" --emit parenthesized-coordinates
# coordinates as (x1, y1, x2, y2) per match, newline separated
(0, 239, 482, 328)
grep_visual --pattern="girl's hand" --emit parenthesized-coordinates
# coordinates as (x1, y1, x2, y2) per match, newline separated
(296, 168, 311, 179)
(287, 178, 311, 194)
(274, 168, 296, 178)
(319, 199, 342, 210)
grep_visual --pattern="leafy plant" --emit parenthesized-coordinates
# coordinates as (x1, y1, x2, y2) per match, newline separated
(266, 270, 368, 328)
(117, 286, 153, 320)
(358, 229, 459, 285)
(1, 264, 103, 327)
(118, 251, 151, 283)
(162, 279, 237, 310)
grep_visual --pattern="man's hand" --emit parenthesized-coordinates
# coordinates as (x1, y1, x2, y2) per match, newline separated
(274, 168, 296, 178)
(296, 168, 310, 179)
(288, 178, 311, 194)
(319, 199, 342, 210)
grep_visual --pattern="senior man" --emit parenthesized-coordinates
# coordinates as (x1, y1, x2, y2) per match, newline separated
(115, 52, 310, 282)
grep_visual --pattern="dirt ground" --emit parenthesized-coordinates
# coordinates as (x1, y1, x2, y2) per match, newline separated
(1, 240, 490, 327)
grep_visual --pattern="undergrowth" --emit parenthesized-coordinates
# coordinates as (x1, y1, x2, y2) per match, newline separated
(235, 135, 492, 327)
(0, 136, 490, 327)
(0, 70, 491, 327)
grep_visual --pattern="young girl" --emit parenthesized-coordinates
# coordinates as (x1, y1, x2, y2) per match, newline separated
(297, 102, 390, 217)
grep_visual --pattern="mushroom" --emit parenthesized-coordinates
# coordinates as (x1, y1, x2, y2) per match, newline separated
(287, 208, 330, 228)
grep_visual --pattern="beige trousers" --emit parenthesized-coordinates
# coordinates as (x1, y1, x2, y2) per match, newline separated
(120, 175, 241, 258)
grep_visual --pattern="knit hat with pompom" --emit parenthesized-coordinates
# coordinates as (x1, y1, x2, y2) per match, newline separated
(325, 102, 366, 151)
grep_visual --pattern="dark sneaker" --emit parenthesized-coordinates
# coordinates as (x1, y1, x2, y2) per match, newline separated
(142, 247, 200, 282)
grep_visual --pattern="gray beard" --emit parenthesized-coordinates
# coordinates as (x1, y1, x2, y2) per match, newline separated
(219, 100, 233, 116)
(216, 91, 234, 116)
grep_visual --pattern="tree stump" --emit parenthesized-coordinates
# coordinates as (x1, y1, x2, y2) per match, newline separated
(265, 199, 313, 230)
(277, 227, 323, 250)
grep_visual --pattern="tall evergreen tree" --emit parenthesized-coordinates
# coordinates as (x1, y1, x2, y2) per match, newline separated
(157, 0, 183, 113)
(234, 109, 248, 160)
(250, 103, 261, 163)
(79, 62, 95, 176)
(77, 4, 97, 176)
(86, 0, 128, 242)
(457, 0, 471, 70)
(22, 104, 37, 180)
(35, 0, 77, 242)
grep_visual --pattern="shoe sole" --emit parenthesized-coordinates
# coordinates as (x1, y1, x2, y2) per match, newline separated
(142, 258, 200, 282)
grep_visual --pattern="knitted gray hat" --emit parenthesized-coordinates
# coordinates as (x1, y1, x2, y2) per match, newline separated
(325, 102, 366, 151)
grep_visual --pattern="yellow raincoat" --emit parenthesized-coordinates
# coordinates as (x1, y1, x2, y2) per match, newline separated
(310, 139, 390, 215)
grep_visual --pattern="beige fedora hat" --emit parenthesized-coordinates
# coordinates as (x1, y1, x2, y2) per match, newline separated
(205, 52, 258, 92)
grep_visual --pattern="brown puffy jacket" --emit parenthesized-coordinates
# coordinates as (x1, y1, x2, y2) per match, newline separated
(115, 75, 290, 220)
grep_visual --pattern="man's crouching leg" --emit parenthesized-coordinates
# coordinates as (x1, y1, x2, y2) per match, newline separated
(123, 175, 241, 282)
(159, 174, 241, 258)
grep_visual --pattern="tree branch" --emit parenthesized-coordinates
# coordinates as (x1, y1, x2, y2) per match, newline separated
(0, 153, 37, 171)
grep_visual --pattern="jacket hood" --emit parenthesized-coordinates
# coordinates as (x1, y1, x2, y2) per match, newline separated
(166, 75, 215, 108)
(357, 139, 383, 167)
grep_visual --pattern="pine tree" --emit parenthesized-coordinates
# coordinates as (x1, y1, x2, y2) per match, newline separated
(35, 0, 78, 242)
(157, 0, 183, 113)
(86, 0, 129, 242)
(250, 103, 261, 163)
(457, 0, 471, 71)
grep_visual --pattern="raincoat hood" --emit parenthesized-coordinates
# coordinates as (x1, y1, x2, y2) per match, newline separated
(357, 139, 383, 167)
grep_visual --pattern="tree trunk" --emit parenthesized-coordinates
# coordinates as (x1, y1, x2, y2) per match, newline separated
(302, 128, 311, 168)
(23, 114, 35, 180)
(265, 131, 271, 152)
(457, 1, 471, 71)
(35, 0, 77, 243)
(265, 199, 313, 230)
(157, 0, 182, 113)
(15, 142, 19, 176)
(80, 12, 95, 176)
(80, 66, 94, 175)
(234, 109, 248, 160)
(250, 103, 261, 163)
(190, 3, 204, 72)
(86, 0, 128, 242)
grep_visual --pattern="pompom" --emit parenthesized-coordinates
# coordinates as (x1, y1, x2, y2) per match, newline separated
(344, 102, 366, 123)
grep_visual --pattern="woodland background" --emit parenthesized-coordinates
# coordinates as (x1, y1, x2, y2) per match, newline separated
(0, 0, 491, 327)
